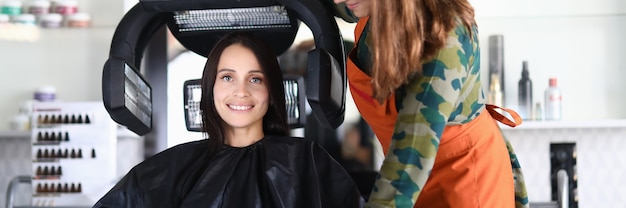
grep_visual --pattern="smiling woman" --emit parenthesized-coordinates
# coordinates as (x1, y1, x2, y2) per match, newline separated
(93, 32, 363, 208)
(199, 32, 290, 156)
(211, 44, 270, 147)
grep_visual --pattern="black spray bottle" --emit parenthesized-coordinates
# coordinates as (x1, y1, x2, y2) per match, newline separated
(518, 61, 533, 120)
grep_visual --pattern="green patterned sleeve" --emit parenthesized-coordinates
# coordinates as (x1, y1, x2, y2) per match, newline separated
(504, 138, 531, 208)
(365, 27, 477, 207)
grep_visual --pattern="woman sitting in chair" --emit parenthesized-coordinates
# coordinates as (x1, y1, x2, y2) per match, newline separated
(93, 32, 362, 208)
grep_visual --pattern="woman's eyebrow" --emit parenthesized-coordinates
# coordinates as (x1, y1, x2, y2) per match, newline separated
(217, 68, 236, 73)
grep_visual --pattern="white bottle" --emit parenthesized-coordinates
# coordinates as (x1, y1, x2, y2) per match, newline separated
(544, 77, 562, 120)
(10, 102, 32, 131)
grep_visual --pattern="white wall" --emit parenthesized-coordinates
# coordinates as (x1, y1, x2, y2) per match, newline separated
(473, 0, 626, 120)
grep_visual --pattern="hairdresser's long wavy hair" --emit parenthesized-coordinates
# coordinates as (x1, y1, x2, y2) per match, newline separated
(369, 0, 476, 102)
(200, 32, 289, 159)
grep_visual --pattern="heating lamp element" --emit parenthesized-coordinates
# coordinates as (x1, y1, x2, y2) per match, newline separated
(184, 75, 305, 132)
(123, 63, 152, 130)
(173, 6, 291, 32)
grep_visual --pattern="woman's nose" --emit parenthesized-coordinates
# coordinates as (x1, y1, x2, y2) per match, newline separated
(233, 83, 250, 98)
(334, 0, 346, 4)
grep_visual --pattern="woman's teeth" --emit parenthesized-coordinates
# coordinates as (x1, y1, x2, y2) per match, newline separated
(229, 105, 252, 110)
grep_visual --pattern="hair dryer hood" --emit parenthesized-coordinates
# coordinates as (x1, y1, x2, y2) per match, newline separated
(103, 0, 347, 136)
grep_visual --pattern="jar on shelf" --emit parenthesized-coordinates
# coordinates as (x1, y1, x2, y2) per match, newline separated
(51, 0, 77, 16)
(40, 13, 62, 28)
(1, 0, 23, 16)
(0, 14, 9, 25)
(28, 0, 51, 19)
(67, 13, 90, 28)
(34, 86, 57, 102)
(12, 14, 37, 25)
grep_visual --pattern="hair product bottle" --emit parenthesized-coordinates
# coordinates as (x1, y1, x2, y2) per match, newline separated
(544, 77, 562, 120)
(488, 35, 505, 106)
(487, 73, 503, 107)
(518, 61, 533, 120)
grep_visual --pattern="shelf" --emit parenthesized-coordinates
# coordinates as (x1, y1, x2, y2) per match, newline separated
(33, 176, 61, 180)
(472, 0, 626, 19)
(499, 119, 626, 130)
(1, 128, 140, 139)
(33, 141, 63, 145)
(32, 159, 60, 163)
(477, 13, 626, 20)
(0, 130, 30, 139)
(14, 206, 90, 208)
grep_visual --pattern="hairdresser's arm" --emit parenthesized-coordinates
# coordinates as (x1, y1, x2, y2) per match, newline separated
(319, 0, 359, 23)
(365, 35, 470, 207)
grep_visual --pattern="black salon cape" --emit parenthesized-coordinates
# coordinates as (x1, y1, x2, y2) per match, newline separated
(93, 136, 363, 208)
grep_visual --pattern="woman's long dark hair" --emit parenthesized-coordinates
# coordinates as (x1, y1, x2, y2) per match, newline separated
(200, 32, 289, 158)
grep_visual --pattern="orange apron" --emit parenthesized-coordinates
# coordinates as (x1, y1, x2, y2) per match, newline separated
(348, 17, 520, 207)
(414, 105, 519, 207)
(347, 17, 397, 155)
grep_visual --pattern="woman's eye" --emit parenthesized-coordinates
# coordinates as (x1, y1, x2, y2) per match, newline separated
(250, 77, 262, 84)
(221, 75, 232, 82)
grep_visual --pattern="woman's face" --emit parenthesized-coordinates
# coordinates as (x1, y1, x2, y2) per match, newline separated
(213, 44, 269, 134)
(334, 0, 371, 18)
